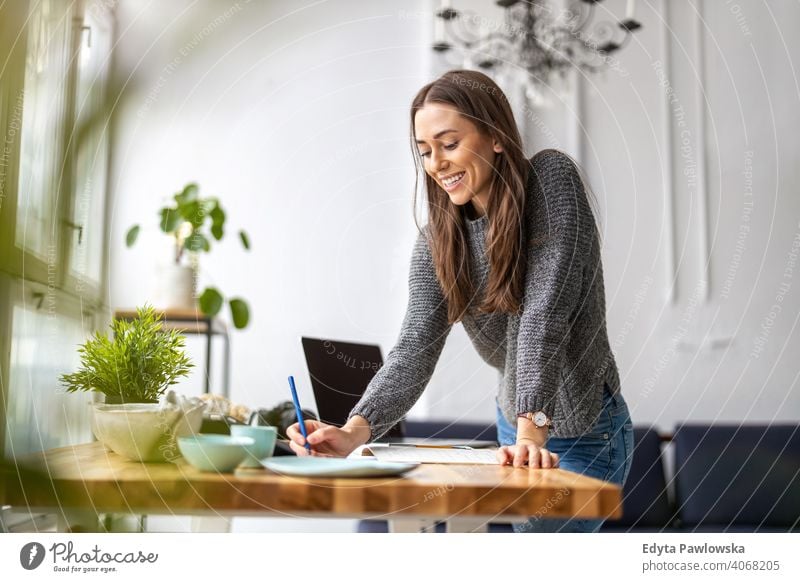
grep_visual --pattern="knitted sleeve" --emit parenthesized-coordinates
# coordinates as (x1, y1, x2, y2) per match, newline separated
(514, 149, 598, 420)
(348, 228, 453, 440)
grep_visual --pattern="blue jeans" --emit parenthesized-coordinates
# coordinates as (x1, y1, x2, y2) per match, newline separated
(496, 383, 634, 532)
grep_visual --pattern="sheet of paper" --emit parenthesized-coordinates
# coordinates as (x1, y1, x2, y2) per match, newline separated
(363, 445, 499, 465)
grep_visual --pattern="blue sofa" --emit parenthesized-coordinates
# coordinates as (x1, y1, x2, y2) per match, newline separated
(599, 423, 800, 532)
(669, 424, 800, 532)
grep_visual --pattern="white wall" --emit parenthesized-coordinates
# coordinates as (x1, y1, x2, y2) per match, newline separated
(579, 0, 800, 430)
(421, 0, 800, 429)
(109, 0, 800, 431)
(108, 0, 472, 418)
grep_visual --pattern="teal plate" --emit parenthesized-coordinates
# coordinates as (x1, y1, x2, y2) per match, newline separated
(261, 456, 419, 478)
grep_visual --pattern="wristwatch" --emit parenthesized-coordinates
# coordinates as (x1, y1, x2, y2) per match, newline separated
(517, 410, 553, 429)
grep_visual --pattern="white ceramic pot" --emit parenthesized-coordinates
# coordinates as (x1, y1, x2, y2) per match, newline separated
(152, 263, 196, 310)
(91, 395, 205, 462)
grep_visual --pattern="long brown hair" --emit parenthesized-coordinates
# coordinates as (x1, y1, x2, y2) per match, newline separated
(410, 70, 529, 323)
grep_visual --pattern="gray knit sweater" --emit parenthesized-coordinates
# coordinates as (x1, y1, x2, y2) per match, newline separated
(349, 149, 621, 440)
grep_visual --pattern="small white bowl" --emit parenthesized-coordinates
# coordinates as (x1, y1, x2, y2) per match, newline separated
(178, 435, 255, 472)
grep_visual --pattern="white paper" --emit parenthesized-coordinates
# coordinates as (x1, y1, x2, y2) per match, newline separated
(362, 445, 499, 465)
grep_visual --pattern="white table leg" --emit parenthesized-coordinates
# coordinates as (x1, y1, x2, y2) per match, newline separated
(388, 518, 438, 533)
(190, 516, 232, 532)
(445, 518, 489, 533)
(101, 513, 147, 532)
(56, 509, 100, 533)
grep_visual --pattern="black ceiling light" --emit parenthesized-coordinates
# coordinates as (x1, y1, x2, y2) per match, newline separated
(433, 0, 643, 95)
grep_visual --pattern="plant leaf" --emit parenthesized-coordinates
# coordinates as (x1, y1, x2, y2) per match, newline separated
(178, 200, 204, 228)
(239, 230, 250, 250)
(229, 298, 250, 329)
(159, 208, 182, 233)
(199, 287, 224, 316)
(174, 183, 199, 206)
(59, 302, 193, 402)
(184, 232, 210, 252)
(201, 198, 218, 215)
(125, 225, 140, 247)
(210, 206, 225, 240)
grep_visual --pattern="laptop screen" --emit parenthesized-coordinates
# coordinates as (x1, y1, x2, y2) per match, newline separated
(300, 337, 404, 440)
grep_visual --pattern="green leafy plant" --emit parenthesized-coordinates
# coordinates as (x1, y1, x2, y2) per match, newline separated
(125, 182, 252, 329)
(59, 304, 194, 403)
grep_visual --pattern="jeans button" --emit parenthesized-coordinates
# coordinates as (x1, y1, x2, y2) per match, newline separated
(603, 433, 609, 440)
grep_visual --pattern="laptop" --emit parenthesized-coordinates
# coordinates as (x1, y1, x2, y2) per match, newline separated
(300, 336, 496, 448)
(300, 337, 405, 441)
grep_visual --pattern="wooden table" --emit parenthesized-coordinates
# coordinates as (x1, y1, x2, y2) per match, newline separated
(3, 442, 622, 533)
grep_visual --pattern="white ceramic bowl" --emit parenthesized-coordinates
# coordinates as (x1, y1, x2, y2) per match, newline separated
(177, 435, 255, 472)
(91, 399, 204, 462)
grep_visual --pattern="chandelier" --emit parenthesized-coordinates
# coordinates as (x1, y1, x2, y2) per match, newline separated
(433, 0, 642, 90)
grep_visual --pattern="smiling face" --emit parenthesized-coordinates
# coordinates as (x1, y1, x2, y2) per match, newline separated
(414, 103, 503, 216)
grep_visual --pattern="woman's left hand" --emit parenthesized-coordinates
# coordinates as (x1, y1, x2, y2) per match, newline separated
(496, 440, 559, 468)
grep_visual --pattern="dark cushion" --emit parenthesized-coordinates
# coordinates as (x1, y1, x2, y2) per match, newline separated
(404, 420, 497, 442)
(673, 424, 800, 529)
(601, 427, 673, 530)
(677, 524, 792, 533)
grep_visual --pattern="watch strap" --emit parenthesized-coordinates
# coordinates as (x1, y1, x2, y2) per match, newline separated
(517, 411, 553, 428)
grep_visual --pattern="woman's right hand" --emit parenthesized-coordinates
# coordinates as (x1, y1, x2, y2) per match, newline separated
(286, 419, 368, 457)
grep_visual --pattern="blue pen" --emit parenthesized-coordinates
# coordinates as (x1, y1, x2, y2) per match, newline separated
(288, 375, 312, 452)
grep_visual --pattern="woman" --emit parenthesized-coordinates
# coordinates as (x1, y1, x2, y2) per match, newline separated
(288, 70, 634, 532)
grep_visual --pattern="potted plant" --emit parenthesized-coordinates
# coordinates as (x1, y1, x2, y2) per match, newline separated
(60, 304, 194, 404)
(59, 304, 204, 462)
(125, 182, 252, 329)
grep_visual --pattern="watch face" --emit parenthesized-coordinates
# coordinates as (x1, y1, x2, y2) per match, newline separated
(533, 411, 547, 427)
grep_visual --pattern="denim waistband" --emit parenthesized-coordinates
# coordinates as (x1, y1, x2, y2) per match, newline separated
(603, 382, 631, 417)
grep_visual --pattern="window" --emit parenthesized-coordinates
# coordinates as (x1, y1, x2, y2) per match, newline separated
(15, 0, 74, 266)
(3, 276, 94, 457)
(0, 0, 113, 458)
